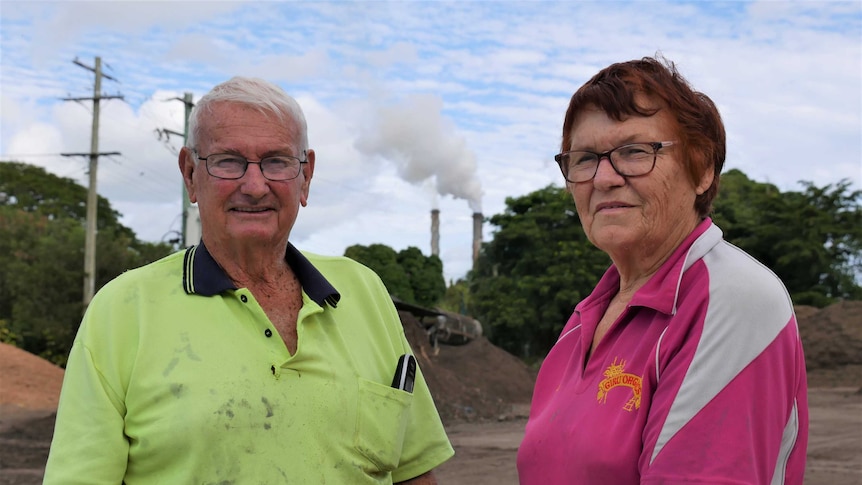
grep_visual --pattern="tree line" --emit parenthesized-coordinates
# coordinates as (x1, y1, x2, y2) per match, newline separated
(0, 162, 174, 364)
(468, 169, 862, 359)
(1, 161, 859, 365)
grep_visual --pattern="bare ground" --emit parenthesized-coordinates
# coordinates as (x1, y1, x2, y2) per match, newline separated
(1, 301, 861, 484)
(2, 386, 859, 485)
(435, 386, 862, 485)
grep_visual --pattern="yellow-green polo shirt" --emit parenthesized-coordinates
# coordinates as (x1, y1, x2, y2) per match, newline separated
(44, 242, 453, 484)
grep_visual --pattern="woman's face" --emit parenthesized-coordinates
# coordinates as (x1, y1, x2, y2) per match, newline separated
(565, 104, 713, 270)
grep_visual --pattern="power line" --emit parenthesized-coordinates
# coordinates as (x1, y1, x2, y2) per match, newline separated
(0, 153, 67, 158)
(105, 159, 180, 200)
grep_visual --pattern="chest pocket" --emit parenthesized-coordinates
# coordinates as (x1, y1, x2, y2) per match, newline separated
(354, 378, 413, 472)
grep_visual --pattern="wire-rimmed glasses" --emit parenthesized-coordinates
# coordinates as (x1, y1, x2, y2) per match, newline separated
(196, 150, 308, 181)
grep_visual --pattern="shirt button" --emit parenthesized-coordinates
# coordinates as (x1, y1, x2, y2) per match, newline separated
(264, 329, 273, 338)
(240, 295, 248, 303)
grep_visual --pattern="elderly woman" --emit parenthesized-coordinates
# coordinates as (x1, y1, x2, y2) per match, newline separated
(517, 57, 809, 484)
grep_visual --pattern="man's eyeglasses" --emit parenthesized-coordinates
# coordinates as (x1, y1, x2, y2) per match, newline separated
(195, 151, 308, 181)
(554, 141, 674, 183)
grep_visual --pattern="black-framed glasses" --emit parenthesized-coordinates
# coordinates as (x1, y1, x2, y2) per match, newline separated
(196, 150, 308, 181)
(554, 141, 674, 183)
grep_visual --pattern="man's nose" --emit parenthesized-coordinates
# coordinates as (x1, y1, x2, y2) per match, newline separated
(240, 162, 270, 194)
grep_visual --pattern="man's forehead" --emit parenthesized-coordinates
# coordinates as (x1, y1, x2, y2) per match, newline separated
(198, 103, 300, 146)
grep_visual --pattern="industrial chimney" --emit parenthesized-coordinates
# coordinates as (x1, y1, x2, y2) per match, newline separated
(472, 212, 482, 268)
(431, 209, 440, 256)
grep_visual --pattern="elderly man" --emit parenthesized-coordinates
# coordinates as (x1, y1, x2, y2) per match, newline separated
(44, 77, 453, 484)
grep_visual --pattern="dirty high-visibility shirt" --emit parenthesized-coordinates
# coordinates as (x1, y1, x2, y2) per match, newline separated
(44, 242, 453, 484)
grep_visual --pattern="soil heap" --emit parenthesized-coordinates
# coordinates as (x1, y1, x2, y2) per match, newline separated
(1, 301, 860, 425)
(399, 310, 535, 422)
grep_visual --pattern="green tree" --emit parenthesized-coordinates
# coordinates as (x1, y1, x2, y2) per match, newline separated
(344, 243, 415, 302)
(0, 161, 131, 237)
(0, 161, 174, 365)
(439, 279, 470, 315)
(469, 174, 861, 360)
(2, 208, 84, 362)
(344, 244, 446, 307)
(397, 246, 445, 307)
(468, 185, 610, 358)
(712, 170, 862, 306)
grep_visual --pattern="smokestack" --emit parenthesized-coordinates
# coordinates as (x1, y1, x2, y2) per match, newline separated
(472, 212, 482, 269)
(431, 209, 440, 256)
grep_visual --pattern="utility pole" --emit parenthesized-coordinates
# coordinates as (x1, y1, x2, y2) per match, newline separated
(157, 92, 195, 246)
(61, 56, 123, 311)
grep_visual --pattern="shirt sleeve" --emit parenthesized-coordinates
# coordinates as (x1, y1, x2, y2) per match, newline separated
(641, 311, 808, 485)
(43, 334, 130, 483)
(373, 276, 454, 482)
(390, 361, 455, 482)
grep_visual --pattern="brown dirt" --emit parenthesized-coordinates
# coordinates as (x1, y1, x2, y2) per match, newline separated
(0, 343, 63, 412)
(1, 301, 860, 484)
(797, 301, 862, 371)
(400, 310, 535, 423)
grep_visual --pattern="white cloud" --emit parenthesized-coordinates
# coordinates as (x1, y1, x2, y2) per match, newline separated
(1, 0, 860, 282)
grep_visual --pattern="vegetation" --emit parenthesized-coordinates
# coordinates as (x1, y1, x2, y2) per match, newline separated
(2, 159, 859, 366)
(712, 169, 862, 305)
(467, 171, 861, 359)
(438, 279, 471, 315)
(468, 185, 610, 358)
(0, 162, 174, 365)
(344, 243, 446, 308)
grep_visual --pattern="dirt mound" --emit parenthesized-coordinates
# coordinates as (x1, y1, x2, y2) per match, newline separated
(0, 343, 63, 412)
(0, 300, 858, 426)
(0, 316, 534, 426)
(797, 301, 862, 370)
(400, 311, 535, 423)
(0, 302, 859, 485)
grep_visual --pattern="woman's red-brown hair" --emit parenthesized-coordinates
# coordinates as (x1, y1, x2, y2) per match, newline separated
(561, 55, 725, 218)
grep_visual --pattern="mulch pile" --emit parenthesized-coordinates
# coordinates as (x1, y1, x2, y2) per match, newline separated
(796, 301, 862, 369)
(1, 301, 860, 425)
(399, 311, 536, 422)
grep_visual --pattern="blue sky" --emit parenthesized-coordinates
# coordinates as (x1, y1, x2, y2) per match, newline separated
(1, 1, 860, 282)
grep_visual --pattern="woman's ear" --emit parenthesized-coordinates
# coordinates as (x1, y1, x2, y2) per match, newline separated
(695, 164, 715, 196)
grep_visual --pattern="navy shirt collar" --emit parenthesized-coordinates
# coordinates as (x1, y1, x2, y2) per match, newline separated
(182, 241, 340, 308)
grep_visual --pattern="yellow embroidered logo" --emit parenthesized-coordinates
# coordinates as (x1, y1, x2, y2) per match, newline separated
(597, 357, 642, 411)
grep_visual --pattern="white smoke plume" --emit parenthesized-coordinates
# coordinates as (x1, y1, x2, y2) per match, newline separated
(354, 93, 483, 213)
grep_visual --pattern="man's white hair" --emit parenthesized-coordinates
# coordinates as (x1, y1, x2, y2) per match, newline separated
(186, 76, 308, 153)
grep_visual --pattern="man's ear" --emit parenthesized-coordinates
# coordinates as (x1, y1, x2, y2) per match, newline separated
(179, 147, 198, 203)
(300, 149, 315, 207)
